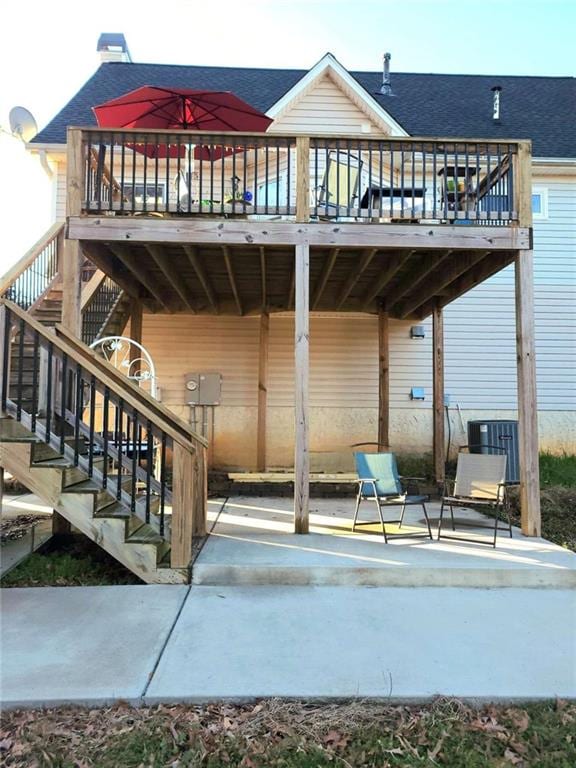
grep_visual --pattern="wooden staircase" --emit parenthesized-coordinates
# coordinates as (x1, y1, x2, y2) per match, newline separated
(0, 301, 208, 584)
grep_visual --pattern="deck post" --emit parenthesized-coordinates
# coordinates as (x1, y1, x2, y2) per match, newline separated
(256, 310, 269, 472)
(129, 298, 143, 372)
(171, 442, 195, 568)
(515, 249, 541, 536)
(294, 242, 310, 533)
(296, 137, 310, 223)
(432, 304, 445, 485)
(378, 308, 390, 449)
(62, 128, 84, 337)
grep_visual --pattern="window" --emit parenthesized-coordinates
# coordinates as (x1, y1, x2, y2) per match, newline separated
(255, 176, 287, 209)
(123, 183, 166, 206)
(532, 187, 548, 219)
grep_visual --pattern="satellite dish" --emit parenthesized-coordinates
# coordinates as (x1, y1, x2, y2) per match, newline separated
(9, 106, 38, 142)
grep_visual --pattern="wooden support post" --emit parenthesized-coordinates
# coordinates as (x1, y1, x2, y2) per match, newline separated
(296, 136, 310, 223)
(515, 250, 541, 536)
(62, 128, 84, 338)
(171, 442, 195, 568)
(378, 308, 390, 450)
(192, 445, 208, 540)
(61, 241, 82, 336)
(432, 304, 445, 486)
(129, 299, 143, 373)
(257, 311, 269, 472)
(294, 243, 309, 533)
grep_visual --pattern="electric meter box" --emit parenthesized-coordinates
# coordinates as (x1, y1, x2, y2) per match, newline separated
(184, 373, 222, 405)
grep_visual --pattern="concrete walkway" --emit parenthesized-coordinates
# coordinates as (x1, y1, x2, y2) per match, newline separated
(2, 583, 575, 707)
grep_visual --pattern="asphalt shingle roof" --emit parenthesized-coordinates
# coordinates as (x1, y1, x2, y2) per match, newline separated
(33, 61, 575, 158)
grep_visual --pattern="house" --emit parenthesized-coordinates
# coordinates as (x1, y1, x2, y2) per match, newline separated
(1, 35, 574, 582)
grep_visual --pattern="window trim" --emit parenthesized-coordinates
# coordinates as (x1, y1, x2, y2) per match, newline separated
(531, 186, 549, 220)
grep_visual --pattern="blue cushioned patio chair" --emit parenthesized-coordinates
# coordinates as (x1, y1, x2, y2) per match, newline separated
(352, 450, 433, 542)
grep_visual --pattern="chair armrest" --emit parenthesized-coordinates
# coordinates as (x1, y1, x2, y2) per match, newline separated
(400, 475, 425, 495)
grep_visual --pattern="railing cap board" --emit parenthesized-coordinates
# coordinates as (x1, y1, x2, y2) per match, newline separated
(1, 299, 207, 451)
(0, 222, 64, 296)
(71, 126, 528, 147)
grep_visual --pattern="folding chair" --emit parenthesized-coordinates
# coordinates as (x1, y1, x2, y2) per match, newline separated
(316, 151, 362, 217)
(438, 445, 513, 547)
(352, 451, 433, 542)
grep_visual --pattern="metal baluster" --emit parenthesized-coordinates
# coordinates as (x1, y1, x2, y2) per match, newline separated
(159, 433, 167, 537)
(131, 409, 138, 514)
(1, 307, 11, 410)
(102, 386, 109, 490)
(60, 353, 68, 454)
(88, 375, 96, 477)
(30, 331, 40, 431)
(45, 343, 53, 443)
(73, 363, 82, 466)
(16, 319, 25, 420)
(146, 420, 153, 524)
(116, 398, 124, 500)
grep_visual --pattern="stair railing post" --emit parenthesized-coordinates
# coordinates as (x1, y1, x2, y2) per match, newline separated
(170, 441, 195, 569)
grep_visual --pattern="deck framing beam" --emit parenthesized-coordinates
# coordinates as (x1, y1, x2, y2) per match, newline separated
(146, 244, 196, 311)
(68, 218, 532, 252)
(222, 246, 243, 315)
(336, 248, 377, 309)
(109, 244, 173, 312)
(361, 250, 413, 310)
(311, 248, 339, 310)
(183, 245, 218, 313)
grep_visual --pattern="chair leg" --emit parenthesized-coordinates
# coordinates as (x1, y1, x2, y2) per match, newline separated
(437, 500, 445, 540)
(376, 498, 388, 543)
(422, 503, 433, 540)
(493, 510, 499, 548)
(449, 503, 456, 531)
(399, 502, 407, 529)
(352, 490, 362, 532)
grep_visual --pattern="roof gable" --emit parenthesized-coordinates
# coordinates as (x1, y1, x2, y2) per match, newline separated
(267, 53, 408, 136)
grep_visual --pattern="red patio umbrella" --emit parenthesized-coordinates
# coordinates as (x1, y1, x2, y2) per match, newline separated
(93, 86, 272, 164)
(93, 86, 273, 133)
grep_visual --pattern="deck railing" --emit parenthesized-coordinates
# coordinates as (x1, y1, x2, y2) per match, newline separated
(71, 128, 531, 226)
(1, 300, 207, 568)
(0, 223, 64, 310)
(81, 272, 124, 345)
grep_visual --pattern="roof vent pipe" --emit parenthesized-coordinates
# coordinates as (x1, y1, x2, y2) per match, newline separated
(380, 52, 393, 96)
(491, 85, 502, 121)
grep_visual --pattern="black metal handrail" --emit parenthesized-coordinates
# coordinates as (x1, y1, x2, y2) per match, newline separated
(78, 129, 519, 225)
(0, 223, 64, 310)
(82, 276, 124, 345)
(1, 300, 206, 567)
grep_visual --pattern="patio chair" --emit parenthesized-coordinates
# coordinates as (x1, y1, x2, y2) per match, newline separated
(437, 445, 513, 547)
(352, 450, 433, 542)
(316, 152, 362, 217)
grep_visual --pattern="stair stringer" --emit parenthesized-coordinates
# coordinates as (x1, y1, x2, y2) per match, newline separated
(0, 437, 188, 585)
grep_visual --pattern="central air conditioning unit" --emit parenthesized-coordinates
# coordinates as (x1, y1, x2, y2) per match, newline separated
(467, 420, 520, 484)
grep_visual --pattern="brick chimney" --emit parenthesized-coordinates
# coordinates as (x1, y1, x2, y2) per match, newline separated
(97, 33, 132, 63)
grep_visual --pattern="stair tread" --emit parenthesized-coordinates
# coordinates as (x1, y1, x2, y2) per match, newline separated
(62, 479, 104, 493)
(95, 501, 131, 519)
(127, 525, 164, 545)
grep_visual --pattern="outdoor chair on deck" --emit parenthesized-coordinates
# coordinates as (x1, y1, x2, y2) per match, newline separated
(438, 445, 512, 547)
(352, 450, 433, 542)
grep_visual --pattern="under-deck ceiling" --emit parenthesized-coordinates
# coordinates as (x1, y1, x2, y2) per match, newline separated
(80, 239, 516, 320)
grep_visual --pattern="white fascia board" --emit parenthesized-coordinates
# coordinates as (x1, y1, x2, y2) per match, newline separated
(266, 52, 409, 137)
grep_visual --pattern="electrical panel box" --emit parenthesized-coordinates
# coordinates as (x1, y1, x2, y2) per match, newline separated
(184, 373, 222, 406)
(467, 420, 519, 484)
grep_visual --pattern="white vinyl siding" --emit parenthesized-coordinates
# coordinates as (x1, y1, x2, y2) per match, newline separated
(443, 179, 576, 411)
(269, 73, 387, 135)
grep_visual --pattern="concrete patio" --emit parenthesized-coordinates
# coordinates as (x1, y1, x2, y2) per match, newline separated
(195, 496, 576, 589)
(1, 494, 575, 708)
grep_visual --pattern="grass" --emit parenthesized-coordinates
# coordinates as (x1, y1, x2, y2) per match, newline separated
(1, 699, 575, 767)
(0, 535, 142, 587)
(539, 452, 576, 488)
